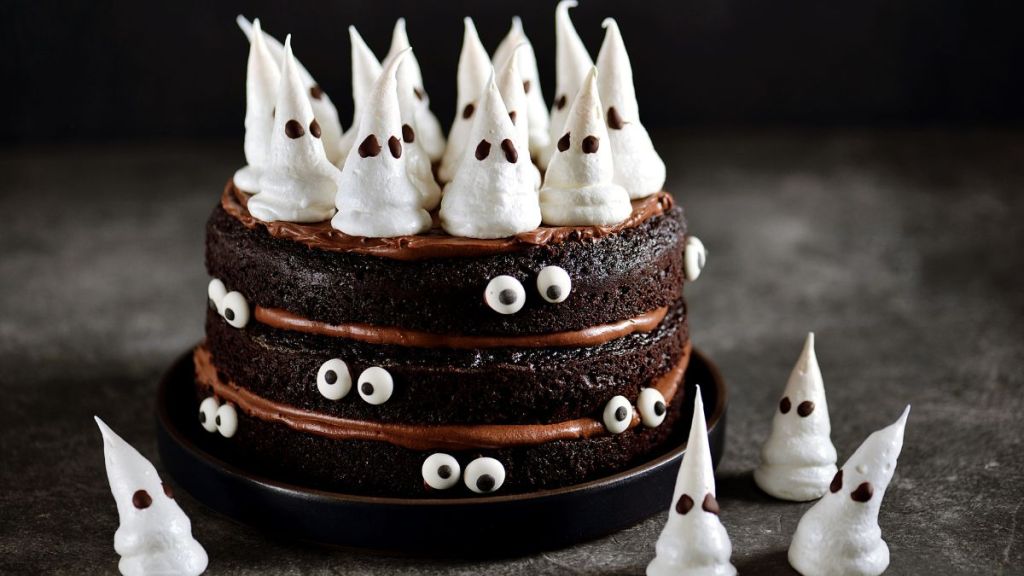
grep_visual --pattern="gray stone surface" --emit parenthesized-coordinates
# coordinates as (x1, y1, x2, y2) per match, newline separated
(1, 131, 1021, 574)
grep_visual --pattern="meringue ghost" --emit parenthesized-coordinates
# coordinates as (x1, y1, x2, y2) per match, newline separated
(236, 16, 345, 165)
(332, 50, 433, 237)
(595, 18, 666, 199)
(789, 406, 911, 576)
(439, 73, 542, 239)
(233, 19, 279, 193)
(496, 44, 541, 189)
(754, 333, 839, 501)
(648, 387, 736, 576)
(540, 67, 632, 226)
(249, 36, 340, 223)
(385, 18, 446, 163)
(335, 26, 383, 165)
(541, 0, 593, 170)
(438, 18, 491, 183)
(96, 417, 208, 576)
(493, 17, 550, 161)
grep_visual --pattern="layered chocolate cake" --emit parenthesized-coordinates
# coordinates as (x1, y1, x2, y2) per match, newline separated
(195, 3, 708, 497)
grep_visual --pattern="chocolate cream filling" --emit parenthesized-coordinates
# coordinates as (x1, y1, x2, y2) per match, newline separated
(194, 342, 692, 451)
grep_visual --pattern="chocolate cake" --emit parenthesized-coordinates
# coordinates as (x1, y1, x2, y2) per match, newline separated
(194, 6, 708, 497)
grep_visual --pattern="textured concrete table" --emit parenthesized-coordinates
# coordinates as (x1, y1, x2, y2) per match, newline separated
(1, 131, 1021, 574)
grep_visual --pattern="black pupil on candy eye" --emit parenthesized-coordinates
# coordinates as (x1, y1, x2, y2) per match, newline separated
(215, 415, 221, 426)
(324, 370, 337, 385)
(132, 489, 152, 509)
(546, 285, 562, 301)
(498, 289, 517, 306)
(361, 382, 374, 396)
(198, 411, 206, 423)
(477, 474, 496, 492)
(654, 401, 666, 416)
(438, 465, 452, 479)
(615, 406, 628, 421)
(224, 308, 235, 321)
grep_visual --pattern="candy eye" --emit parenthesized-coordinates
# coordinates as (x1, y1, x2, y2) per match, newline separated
(602, 395, 633, 434)
(198, 396, 220, 433)
(637, 388, 667, 428)
(422, 453, 461, 490)
(215, 403, 238, 438)
(207, 278, 227, 309)
(464, 457, 505, 494)
(220, 291, 250, 328)
(358, 367, 394, 405)
(684, 236, 707, 281)
(536, 266, 571, 304)
(317, 359, 352, 401)
(484, 275, 526, 315)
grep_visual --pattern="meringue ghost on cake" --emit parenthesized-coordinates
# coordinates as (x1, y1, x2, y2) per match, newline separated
(541, 0, 594, 170)
(438, 18, 491, 183)
(540, 67, 632, 226)
(789, 406, 911, 576)
(496, 44, 542, 189)
(249, 36, 340, 223)
(332, 50, 433, 237)
(96, 417, 207, 576)
(233, 19, 279, 193)
(385, 18, 446, 162)
(754, 333, 839, 501)
(237, 16, 345, 165)
(439, 72, 542, 239)
(596, 18, 666, 199)
(648, 387, 737, 576)
(493, 17, 550, 161)
(335, 26, 383, 165)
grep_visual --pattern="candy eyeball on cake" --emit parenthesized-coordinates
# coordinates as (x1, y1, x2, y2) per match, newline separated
(316, 358, 352, 401)
(602, 395, 634, 434)
(358, 366, 394, 405)
(198, 396, 220, 433)
(637, 388, 667, 427)
(484, 275, 526, 314)
(684, 236, 707, 281)
(422, 453, 461, 490)
(207, 278, 227, 310)
(214, 403, 238, 438)
(464, 457, 506, 494)
(536, 265, 571, 303)
(220, 291, 250, 328)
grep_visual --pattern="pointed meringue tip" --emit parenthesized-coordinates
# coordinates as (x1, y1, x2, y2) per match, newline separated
(897, 404, 911, 425)
(251, 18, 262, 35)
(557, 0, 580, 14)
(236, 14, 251, 33)
(348, 25, 359, 39)
(602, 17, 618, 31)
(693, 384, 705, 411)
(464, 16, 477, 32)
(387, 47, 412, 72)
(283, 34, 292, 52)
(94, 416, 115, 440)
(395, 17, 407, 31)
(511, 16, 524, 32)
(804, 331, 815, 351)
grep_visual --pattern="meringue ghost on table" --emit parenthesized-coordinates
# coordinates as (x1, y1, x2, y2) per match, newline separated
(540, 67, 632, 226)
(249, 36, 340, 223)
(334, 26, 383, 165)
(233, 19, 279, 193)
(96, 417, 207, 576)
(438, 18, 491, 183)
(595, 18, 666, 199)
(754, 333, 839, 501)
(540, 0, 593, 170)
(493, 16, 550, 161)
(385, 18, 446, 163)
(332, 50, 433, 237)
(496, 43, 542, 190)
(236, 16, 345, 165)
(789, 406, 911, 576)
(648, 386, 736, 576)
(439, 72, 542, 239)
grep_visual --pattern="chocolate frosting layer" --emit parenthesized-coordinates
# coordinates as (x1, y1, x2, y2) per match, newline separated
(222, 181, 674, 260)
(194, 343, 691, 451)
(254, 305, 668, 349)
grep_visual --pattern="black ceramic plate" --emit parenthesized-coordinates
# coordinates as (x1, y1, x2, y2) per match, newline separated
(156, 348, 728, 556)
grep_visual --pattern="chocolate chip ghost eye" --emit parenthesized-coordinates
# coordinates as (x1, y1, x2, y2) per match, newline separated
(536, 266, 571, 304)
(684, 236, 707, 281)
(637, 388, 667, 427)
(422, 453, 461, 490)
(702, 493, 721, 514)
(132, 489, 152, 510)
(779, 396, 792, 414)
(464, 457, 505, 494)
(829, 469, 844, 493)
(485, 275, 526, 314)
(851, 481, 874, 502)
(220, 291, 250, 329)
(797, 400, 815, 417)
(317, 358, 352, 401)
(214, 403, 238, 438)
(602, 395, 633, 434)
(475, 139, 491, 161)
(676, 493, 694, 514)
(207, 279, 227, 309)
(285, 119, 305, 139)
(357, 366, 394, 405)
(198, 396, 220, 433)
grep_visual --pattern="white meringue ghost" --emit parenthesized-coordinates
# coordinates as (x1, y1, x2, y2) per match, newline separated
(386, 18, 446, 163)
(335, 26, 384, 165)
(249, 36, 340, 223)
(236, 16, 345, 165)
(493, 17, 550, 161)
(233, 19, 279, 193)
(438, 18, 491, 183)
(332, 50, 433, 237)
(541, 0, 594, 170)
(755, 333, 839, 501)
(595, 18, 666, 199)
(648, 387, 736, 576)
(496, 44, 542, 190)
(540, 67, 632, 226)
(439, 73, 541, 239)
(96, 417, 208, 576)
(388, 46, 442, 211)
(789, 406, 911, 576)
